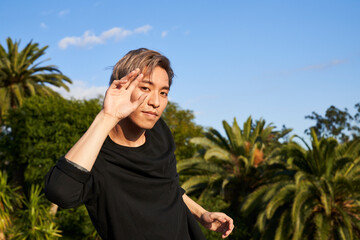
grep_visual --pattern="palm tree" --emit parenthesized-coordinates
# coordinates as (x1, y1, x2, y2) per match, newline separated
(178, 117, 291, 208)
(0, 37, 72, 124)
(242, 129, 360, 240)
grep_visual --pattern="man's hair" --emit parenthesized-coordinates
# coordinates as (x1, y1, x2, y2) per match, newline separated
(110, 48, 174, 86)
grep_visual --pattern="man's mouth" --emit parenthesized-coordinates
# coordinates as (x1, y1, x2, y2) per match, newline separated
(142, 111, 158, 117)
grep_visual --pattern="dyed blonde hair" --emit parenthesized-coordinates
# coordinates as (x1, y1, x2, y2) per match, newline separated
(110, 48, 174, 86)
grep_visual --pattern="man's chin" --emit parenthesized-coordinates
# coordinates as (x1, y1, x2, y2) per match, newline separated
(141, 122, 158, 130)
(135, 119, 159, 130)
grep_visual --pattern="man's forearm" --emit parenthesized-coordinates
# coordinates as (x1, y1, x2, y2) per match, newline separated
(65, 110, 118, 171)
(182, 194, 208, 223)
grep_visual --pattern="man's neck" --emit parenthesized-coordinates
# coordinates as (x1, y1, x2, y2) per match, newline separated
(109, 118, 146, 147)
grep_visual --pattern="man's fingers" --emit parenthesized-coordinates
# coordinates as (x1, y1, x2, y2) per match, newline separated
(110, 79, 129, 89)
(126, 73, 144, 91)
(211, 213, 225, 222)
(111, 68, 141, 90)
(110, 80, 121, 88)
(117, 68, 140, 87)
(221, 228, 230, 238)
(203, 212, 234, 238)
(133, 93, 148, 107)
(120, 68, 140, 81)
(222, 219, 234, 238)
(215, 213, 232, 223)
(228, 218, 234, 230)
(211, 213, 233, 238)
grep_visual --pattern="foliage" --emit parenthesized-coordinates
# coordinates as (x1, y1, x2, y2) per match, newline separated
(9, 185, 61, 239)
(178, 116, 291, 207)
(162, 101, 203, 161)
(0, 171, 61, 239)
(242, 129, 360, 240)
(305, 103, 360, 142)
(0, 171, 22, 238)
(55, 206, 100, 240)
(2, 65, 360, 239)
(195, 195, 251, 240)
(0, 95, 101, 238)
(0, 37, 72, 124)
(178, 117, 291, 239)
(0, 95, 101, 187)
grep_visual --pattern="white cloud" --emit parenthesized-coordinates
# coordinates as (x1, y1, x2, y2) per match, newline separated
(59, 25, 152, 49)
(161, 31, 168, 38)
(50, 81, 107, 100)
(296, 59, 347, 72)
(160, 26, 188, 38)
(58, 9, 70, 16)
(40, 23, 47, 29)
(134, 24, 152, 34)
(101, 27, 132, 40)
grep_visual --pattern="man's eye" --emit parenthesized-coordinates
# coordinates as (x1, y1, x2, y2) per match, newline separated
(161, 91, 168, 97)
(140, 87, 150, 91)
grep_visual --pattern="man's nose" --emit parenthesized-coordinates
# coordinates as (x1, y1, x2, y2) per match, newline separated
(148, 92, 160, 108)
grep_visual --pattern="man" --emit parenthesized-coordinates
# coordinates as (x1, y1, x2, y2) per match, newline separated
(45, 48, 234, 239)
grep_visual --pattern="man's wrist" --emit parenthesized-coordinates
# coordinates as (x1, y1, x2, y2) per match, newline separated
(198, 211, 210, 225)
(182, 194, 208, 224)
(98, 110, 121, 128)
(193, 208, 208, 225)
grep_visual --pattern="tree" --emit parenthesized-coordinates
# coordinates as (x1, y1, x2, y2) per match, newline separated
(0, 95, 101, 187)
(0, 37, 72, 124)
(162, 101, 203, 161)
(242, 129, 360, 240)
(178, 117, 291, 239)
(0, 95, 101, 238)
(178, 117, 291, 204)
(305, 103, 360, 142)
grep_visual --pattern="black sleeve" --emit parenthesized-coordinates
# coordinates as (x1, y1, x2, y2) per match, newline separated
(180, 186, 186, 195)
(168, 153, 186, 196)
(44, 157, 95, 209)
(161, 118, 186, 196)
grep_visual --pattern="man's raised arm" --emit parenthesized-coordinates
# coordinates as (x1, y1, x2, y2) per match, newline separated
(65, 69, 146, 171)
(44, 69, 147, 207)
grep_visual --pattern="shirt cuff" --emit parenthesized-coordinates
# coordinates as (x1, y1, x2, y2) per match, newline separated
(56, 156, 91, 184)
(180, 186, 186, 195)
(65, 158, 90, 173)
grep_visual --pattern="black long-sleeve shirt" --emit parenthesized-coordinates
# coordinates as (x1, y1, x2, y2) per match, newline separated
(44, 118, 205, 240)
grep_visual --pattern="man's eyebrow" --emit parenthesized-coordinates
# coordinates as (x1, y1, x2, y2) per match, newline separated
(141, 79, 153, 84)
(141, 80, 170, 89)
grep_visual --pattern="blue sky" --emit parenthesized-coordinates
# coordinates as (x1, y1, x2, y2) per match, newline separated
(1, 0, 359, 138)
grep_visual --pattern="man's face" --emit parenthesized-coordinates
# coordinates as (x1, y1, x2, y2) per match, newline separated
(128, 66, 169, 129)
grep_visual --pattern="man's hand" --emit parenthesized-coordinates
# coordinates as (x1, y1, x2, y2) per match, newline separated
(103, 68, 147, 122)
(200, 212, 234, 238)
